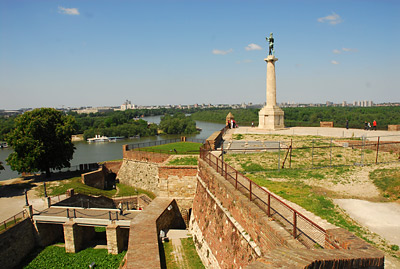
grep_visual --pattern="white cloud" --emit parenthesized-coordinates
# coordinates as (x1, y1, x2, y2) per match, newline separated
(212, 49, 233, 55)
(342, 47, 358, 52)
(58, 6, 80, 15)
(317, 12, 342, 25)
(331, 60, 339, 65)
(333, 48, 358, 54)
(245, 43, 262, 51)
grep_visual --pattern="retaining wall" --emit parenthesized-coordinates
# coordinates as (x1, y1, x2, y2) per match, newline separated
(192, 158, 385, 268)
(0, 218, 35, 269)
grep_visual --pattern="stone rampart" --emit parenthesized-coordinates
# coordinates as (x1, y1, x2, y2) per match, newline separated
(123, 198, 185, 269)
(192, 158, 385, 268)
(118, 159, 160, 194)
(103, 160, 122, 174)
(191, 159, 303, 268)
(123, 145, 171, 163)
(205, 131, 223, 150)
(0, 218, 35, 269)
(82, 168, 106, 189)
(158, 165, 198, 209)
(117, 157, 198, 210)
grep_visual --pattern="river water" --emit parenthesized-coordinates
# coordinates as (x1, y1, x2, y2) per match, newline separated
(0, 116, 225, 181)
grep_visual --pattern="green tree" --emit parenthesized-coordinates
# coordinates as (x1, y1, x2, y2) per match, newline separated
(159, 113, 197, 134)
(6, 108, 76, 177)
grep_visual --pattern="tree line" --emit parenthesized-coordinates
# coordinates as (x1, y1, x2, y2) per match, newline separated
(191, 106, 400, 129)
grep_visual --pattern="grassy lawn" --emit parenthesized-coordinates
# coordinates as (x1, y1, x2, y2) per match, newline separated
(36, 177, 155, 199)
(138, 142, 202, 154)
(370, 168, 400, 201)
(167, 156, 198, 166)
(23, 245, 125, 268)
(163, 237, 204, 269)
(248, 175, 366, 236)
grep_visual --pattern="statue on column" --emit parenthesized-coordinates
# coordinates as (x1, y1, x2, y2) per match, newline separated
(266, 32, 274, 55)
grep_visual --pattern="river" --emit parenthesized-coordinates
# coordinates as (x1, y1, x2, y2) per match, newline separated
(0, 116, 225, 181)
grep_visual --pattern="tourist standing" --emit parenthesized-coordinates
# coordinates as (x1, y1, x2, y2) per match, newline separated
(373, 120, 377, 131)
(346, 120, 349, 129)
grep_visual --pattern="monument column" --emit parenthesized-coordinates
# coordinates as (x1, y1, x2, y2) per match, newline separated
(266, 56, 278, 107)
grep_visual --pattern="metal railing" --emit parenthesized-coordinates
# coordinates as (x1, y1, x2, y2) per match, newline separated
(200, 147, 328, 249)
(0, 210, 28, 232)
(126, 138, 205, 151)
(224, 135, 400, 171)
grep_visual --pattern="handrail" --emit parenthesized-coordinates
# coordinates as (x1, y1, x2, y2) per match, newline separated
(0, 209, 28, 232)
(199, 146, 328, 248)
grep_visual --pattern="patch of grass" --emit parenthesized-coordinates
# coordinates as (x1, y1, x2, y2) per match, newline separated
(0, 217, 22, 232)
(248, 175, 365, 235)
(24, 245, 126, 268)
(167, 156, 198, 166)
(234, 134, 244, 140)
(181, 237, 205, 268)
(116, 183, 156, 199)
(241, 162, 265, 172)
(370, 168, 400, 200)
(163, 241, 179, 269)
(138, 142, 201, 154)
(37, 178, 156, 199)
(94, 226, 106, 232)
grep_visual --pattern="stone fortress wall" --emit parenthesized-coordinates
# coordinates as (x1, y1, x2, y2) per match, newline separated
(190, 158, 384, 268)
(118, 145, 198, 211)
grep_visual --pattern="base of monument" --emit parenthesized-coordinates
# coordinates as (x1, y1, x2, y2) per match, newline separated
(258, 106, 285, 130)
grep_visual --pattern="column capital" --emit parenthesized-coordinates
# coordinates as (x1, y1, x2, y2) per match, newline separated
(264, 55, 278, 62)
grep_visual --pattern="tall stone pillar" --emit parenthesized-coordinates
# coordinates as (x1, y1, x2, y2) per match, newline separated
(258, 55, 284, 129)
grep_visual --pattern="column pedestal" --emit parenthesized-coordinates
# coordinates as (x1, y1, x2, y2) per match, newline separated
(258, 105, 285, 130)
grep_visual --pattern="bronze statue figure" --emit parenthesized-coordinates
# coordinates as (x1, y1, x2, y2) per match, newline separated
(266, 32, 274, 55)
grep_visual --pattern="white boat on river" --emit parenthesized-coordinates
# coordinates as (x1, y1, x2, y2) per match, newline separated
(87, 135, 110, 143)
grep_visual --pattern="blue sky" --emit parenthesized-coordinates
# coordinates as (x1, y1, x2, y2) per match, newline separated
(0, 0, 399, 109)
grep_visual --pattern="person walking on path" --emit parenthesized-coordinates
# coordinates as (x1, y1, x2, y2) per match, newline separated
(346, 120, 349, 130)
(373, 120, 377, 131)
(368, 122, 371, 130)
(364, 121, 368, 130)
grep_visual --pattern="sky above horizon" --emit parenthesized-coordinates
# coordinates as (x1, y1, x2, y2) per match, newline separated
(1, 0, 399, 110)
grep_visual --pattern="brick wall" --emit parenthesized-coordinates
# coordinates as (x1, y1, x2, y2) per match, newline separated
(191, 159, 303, 268)
(0, 218, 35, 269)
(123, 145, 171, 163)
(103, 161, 122, 174)
(123, 198, 185, 269)
(192, 158, 385, 268)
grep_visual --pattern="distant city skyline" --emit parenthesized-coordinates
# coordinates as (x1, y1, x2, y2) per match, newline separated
(1, 0, 399, 110)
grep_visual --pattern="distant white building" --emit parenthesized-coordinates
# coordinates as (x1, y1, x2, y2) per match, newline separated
(120, 100, 135, 111)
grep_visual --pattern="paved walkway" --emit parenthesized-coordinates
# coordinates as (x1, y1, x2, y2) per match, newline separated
(334, 199, 400, 246)
(228, 126, 400, 141)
